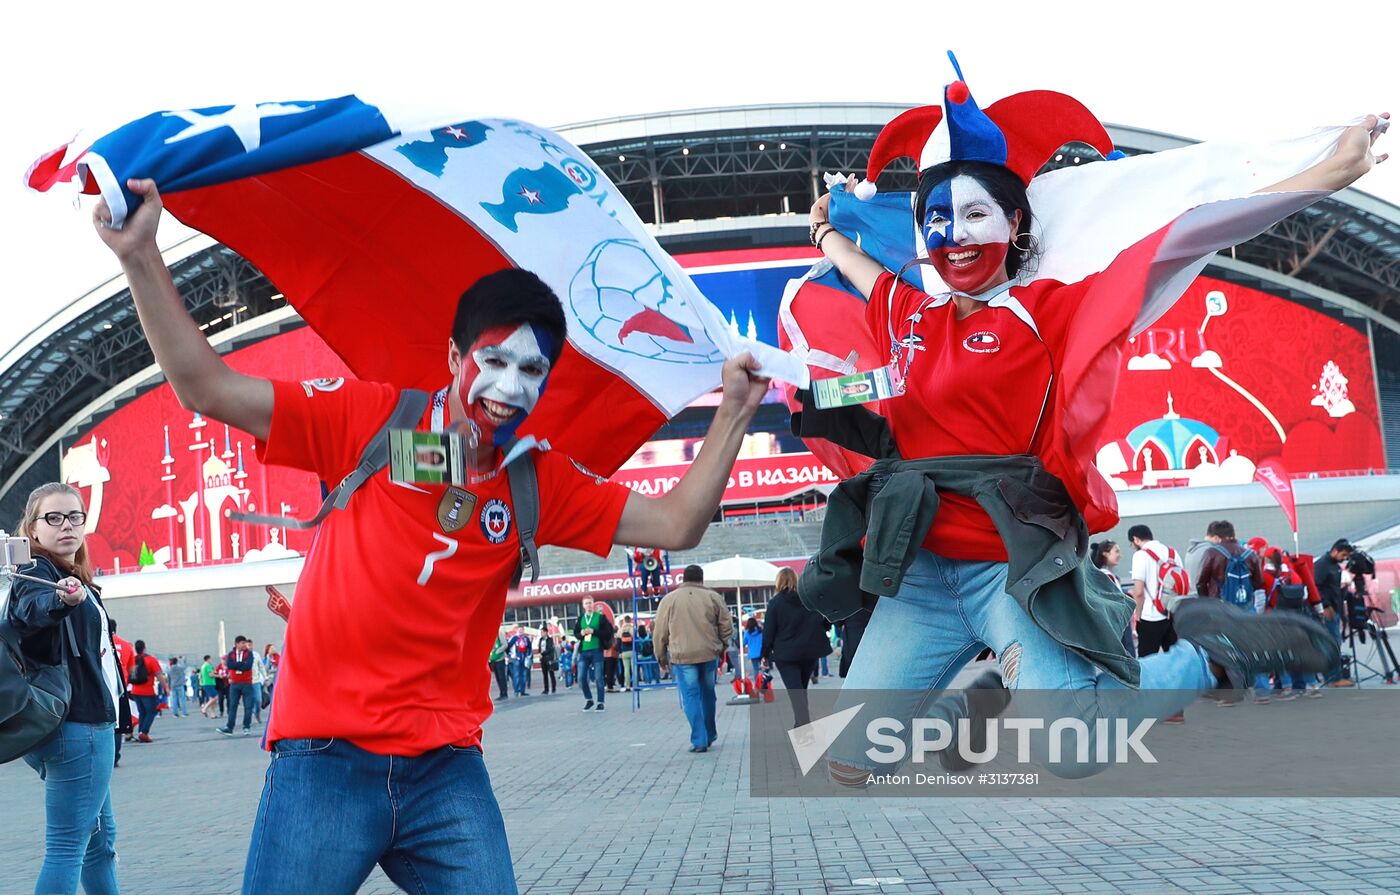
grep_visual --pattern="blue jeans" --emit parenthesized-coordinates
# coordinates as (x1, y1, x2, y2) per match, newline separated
(224, 683, 255, 732)
(577, 650, 605, 704)
(1323, 614, 1347, 683)
(671, 661, 719, 749)
(170, 682, 187, 716)
(509, 659, 528, 695)
(638, 658, 660, 684)
(833, 551, 1214, 777)
(23, 721, 120, 895)
(820, 655, 830, 676)
(242, 738, 516, 894)
(132, 694, 160, 736)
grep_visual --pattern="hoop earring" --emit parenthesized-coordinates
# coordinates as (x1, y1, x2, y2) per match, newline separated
(1012, 232, 1039, 254)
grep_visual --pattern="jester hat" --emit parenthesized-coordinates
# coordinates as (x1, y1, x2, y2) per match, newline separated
(862, 53, 1115, 193)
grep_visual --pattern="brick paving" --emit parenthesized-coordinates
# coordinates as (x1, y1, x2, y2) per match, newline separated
(4, 676, 1400, 894)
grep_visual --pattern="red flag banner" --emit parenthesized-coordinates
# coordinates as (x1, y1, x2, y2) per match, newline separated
(1253, 459, 1298, 534)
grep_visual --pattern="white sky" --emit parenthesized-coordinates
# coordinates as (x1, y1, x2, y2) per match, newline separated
(2, 0, 1395, 360)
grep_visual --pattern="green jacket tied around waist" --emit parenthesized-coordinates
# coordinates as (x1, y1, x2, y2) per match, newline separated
(798, 453, 1139, 687)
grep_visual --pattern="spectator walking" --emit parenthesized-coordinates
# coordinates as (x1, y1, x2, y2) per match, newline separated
(760, 568, 833, 732)
(618, 621, 635, 691)
(1196, 520, 1269, 702)
(539, 629, 559, 694)
(603, 629, 622, 692)
(1262, 545, 1322, 698)
(742, 617, 764, 679)
(261, 643, 280, 698)
(488, 631, 509, 700)
(109, 618, 135, 754)
(573, 597, 614, 711)
(198, 654, 218, 717)
(1315, 539, 1355, 687)
(636, 623, 659, 684)
(560, 639, 576, 688)
(653, 565, 734, 753)
(10, 482, 125, 893)
(251, 645, 270, 724)
(506, 627, 532, 697)
(1128, 525, 1187, 721)
(127, 640, 168, 743)
(220, 636, 257, 736)
(168, 656, 190, 717)
(214, 658, 230, 718)
(1092, 540, 1135, 656)
(723, 620, 742, 683)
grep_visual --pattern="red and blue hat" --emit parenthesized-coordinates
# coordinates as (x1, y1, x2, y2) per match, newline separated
(864, 53, 1116, 189)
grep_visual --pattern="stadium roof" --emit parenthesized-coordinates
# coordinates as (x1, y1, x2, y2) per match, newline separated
(4, 103, 1400, 500)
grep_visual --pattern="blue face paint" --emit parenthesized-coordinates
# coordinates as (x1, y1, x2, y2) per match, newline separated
(922, 179, 957, 251)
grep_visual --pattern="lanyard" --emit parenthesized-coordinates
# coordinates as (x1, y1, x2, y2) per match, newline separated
(430, 387, 449, 433)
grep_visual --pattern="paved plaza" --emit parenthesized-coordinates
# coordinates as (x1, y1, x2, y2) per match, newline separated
(5, 675, 1400, 895)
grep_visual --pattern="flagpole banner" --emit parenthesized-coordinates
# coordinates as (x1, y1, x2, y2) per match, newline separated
(1253, 459, 1299, 535)
(29, 98, 806, 476)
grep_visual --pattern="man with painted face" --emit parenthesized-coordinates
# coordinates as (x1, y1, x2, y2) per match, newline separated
(802, 58, 1384, 782)
(92, 179, 771, 895)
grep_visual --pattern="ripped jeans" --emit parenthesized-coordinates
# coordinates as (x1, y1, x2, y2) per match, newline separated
(831, 550, 1213, 778)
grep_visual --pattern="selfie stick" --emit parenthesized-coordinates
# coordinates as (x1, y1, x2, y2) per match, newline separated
(0, 530, 80, 593)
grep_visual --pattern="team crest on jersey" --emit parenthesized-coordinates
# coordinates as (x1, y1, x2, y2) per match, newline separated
(480, 498, 512, 543)
(570, 457, 608, 485)
(301, 377, 346, 396)
(962, 332, 1001, 354)
(438, 486, 477, 534)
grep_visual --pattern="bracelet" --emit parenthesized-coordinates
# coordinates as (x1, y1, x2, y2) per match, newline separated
(815, 224, 839, 252)
(808, 219, 830, 246)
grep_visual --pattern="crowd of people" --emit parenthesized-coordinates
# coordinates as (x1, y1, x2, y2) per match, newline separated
(1090, 519, 1374, 710)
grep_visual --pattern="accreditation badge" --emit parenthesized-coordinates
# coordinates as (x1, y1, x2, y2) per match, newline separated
(811, 365, 901, 409)
(437, 486, 477, 534)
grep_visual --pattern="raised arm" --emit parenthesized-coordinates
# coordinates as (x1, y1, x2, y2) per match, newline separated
(93, 179, 273, 440)
(613, 352, 770, 550)
(807, 189, 886, 300)
(1260, 113, 1389, 194)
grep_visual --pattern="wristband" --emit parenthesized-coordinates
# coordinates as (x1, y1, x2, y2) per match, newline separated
(815, 224, 839, 252)
(809, 219, 831, 246)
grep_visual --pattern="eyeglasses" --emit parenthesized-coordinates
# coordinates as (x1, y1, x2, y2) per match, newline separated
(41, 511, 87, 527)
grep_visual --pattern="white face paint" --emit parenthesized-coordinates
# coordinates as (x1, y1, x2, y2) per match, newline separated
(467, 323, 551, 420)
(922, 175, 1014, 248)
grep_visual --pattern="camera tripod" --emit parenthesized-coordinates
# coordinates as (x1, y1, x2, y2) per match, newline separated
(1343, 587, 1399, 686)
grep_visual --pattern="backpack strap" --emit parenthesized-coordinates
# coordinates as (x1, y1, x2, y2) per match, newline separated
(231, 389, 432, 529)
(503, 437, 542, 585)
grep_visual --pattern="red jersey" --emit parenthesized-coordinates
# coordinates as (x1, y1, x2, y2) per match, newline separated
(113, 634, 134, 682)
(256, 378, 630, 755)
(127, 654, 163, 697)
(868, 272, 1088, 560)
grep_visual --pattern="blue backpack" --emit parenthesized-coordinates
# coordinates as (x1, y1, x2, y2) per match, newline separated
(1213, 545, 1256, 610)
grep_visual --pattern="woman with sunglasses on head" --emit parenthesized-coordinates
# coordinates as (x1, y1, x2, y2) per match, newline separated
(791, 54, 1386, 780)
(8, 482, 124, 894)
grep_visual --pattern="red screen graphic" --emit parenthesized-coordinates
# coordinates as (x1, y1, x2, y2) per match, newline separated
(1097, 276, 1384, 489)
(63, 327, 350, 573)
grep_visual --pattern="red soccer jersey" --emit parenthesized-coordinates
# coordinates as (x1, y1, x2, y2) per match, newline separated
(867, 272, 1088, 561)
(256, 377, 631, 755)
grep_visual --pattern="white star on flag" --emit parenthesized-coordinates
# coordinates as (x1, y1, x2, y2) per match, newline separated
(518, 186, 542, 205)
(162, 102, 317, 153)
(443, 125, 468, 140)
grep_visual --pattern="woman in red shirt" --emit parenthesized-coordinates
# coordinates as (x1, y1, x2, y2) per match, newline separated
(801, 57, 1382, 780)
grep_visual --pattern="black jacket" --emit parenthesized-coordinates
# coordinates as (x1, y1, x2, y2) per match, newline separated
(1313, 553, 1347, 614)
(761, 589, 832, 664)
(8, 557, 119, 724)
(572, 612, 615, 650)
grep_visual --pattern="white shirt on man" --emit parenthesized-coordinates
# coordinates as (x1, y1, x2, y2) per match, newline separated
(1131, 540, 1175, 623)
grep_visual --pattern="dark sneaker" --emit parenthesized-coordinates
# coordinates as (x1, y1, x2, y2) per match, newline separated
(688, 746, 708, 753)
(935, 670, 1013, 772)
(218, 728, 234, 737)
(1173, 599, 1340, 690)
(595, 703, 605, 712)
(582, 701, 594, 712)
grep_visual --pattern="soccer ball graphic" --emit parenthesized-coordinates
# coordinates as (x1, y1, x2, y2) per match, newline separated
(568, 239, 723, 365)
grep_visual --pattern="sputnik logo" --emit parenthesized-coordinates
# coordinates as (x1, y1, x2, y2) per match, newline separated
(788, 703, 864, 775)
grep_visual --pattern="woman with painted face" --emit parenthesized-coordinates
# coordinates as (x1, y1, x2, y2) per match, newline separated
(795, 54, 1386, 781)
(8, 483, 124, 894)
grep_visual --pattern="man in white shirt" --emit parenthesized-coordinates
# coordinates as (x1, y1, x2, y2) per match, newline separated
(1128, 524, 1181, 657)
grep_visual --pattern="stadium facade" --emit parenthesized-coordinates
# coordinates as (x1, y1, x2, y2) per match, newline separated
(3, 103, 1400, 654)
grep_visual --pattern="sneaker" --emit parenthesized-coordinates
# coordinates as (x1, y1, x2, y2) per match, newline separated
(582, 701, 594, 712)
(1173, 598, 1340, 690)
(137, 733, 153, 743)
(1326, 679, 1355, 688)
(218, 728, 234, 737)
(1162, 713, 1186, 723)
(1305, 687, 1325, 699)
(932, 670, 1012, 772)
(595, 703, 605, 712)
(243, 729, 253, 737)
(1275, 691, 1301, 702)
(688, 745, 708, 753)
(1254, 696, 1271, 705)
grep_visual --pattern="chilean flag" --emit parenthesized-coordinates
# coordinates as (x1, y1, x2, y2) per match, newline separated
(27, 97, 806, 476)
